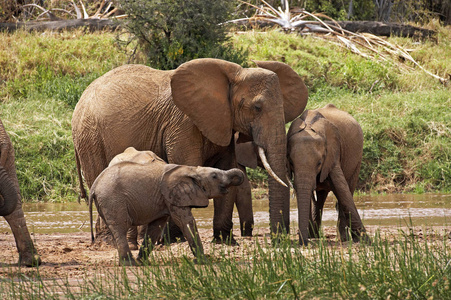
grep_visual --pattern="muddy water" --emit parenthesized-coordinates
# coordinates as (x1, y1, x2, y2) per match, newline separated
(0, 194, 449, 234)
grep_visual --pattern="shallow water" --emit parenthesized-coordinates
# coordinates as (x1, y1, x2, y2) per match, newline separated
(0, 194, 449, 234)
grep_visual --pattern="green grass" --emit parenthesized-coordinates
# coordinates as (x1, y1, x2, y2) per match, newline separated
(0, 229, 449, 299)
(0, 24, 450, 201)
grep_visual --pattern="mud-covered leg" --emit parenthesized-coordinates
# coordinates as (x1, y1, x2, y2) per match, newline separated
(4, 200, 41, 267)
(138, 216, 170, 263)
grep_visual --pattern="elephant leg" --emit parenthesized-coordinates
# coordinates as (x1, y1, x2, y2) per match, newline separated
(4, 201, 41, 267)
(336, 202, 349, 241)
(138, 216, 170, 263)
(235, 167, 254, 237)
(212, 154, 238, 245)
(137, 224, 147, 242)
(169, 206, 204, 259)
(108, 222, 136, 266)
(213, 189, 237, 245)
(309, 190, 328, 239)
(127, 226, 139, 250)
(330, 166, 367, 243)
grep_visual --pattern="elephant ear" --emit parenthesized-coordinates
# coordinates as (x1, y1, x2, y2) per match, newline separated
(316, 119, 341, 183)
(161, 164, 210, 208)
(171, 58, 242, 147)
(253, 60, 308, 123)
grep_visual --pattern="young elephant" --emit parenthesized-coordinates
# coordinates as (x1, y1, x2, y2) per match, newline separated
(287, 104, 367, 245)
(88, 148, 244, 266)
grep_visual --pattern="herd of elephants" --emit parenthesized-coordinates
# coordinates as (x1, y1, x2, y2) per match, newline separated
(0, 58, 369, 266)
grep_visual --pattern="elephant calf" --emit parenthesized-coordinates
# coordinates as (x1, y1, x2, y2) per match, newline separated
(287, 104, 368, 245)
(89, 147, 244, 266)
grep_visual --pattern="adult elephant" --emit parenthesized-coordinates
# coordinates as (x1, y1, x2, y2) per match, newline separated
(72, 58, 307, 242)
(0, 118, 41, 266)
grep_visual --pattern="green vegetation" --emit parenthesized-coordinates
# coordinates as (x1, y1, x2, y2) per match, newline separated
(1, 229, 449, 298)
(0, 21, 450, 202)
(117, 0, 248, 69)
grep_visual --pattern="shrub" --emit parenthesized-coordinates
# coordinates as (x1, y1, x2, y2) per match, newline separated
(117, 0, 248, 69)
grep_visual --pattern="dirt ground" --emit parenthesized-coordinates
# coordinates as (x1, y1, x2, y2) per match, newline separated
(0, 225, 449, 296)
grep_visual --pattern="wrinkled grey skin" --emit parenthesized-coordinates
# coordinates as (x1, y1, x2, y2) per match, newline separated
(73, 58, 307, 245)
(287, 104, 368, 245)
(88, 148, 244, 266)
(0, 118, 41, 266)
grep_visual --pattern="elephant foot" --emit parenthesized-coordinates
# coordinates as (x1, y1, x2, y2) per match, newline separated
(19, 252, 42, 267)
(351, 230, 371, 245)
(339, 227, 370, 244)
(213, 230, 238, 246)
(240, 223, 253, 237)
(119, 257, 138, 267)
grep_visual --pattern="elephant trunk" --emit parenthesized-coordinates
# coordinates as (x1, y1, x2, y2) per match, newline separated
(265, 137, 290, 235)
(0, 165, 19, 216)
(295, 177, 315, 245)
(224, 168, 245, 187)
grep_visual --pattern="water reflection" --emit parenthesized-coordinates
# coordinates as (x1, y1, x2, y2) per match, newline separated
(0, 194, 449, 234)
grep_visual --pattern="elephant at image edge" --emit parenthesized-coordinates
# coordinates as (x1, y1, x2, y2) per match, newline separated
(287, 104, 368, 244)
(0, 118, 41, 266)
(88, 147, 245, 266)
(72, 58, 308, 243)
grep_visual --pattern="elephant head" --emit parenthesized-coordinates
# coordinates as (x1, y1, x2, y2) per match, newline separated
(287, 110, 341, 244)
(161, 164, 245, 207)
(0, 164, 19, 216)
(171, 58, 308, 233)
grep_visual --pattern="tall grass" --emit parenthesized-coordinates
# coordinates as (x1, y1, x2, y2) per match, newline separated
(1, 229, 449, 298)
(0, 24, 450, 201)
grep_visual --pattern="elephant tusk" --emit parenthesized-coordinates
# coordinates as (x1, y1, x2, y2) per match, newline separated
(312, 190, 317, 202)
(257, 147, 288, 188)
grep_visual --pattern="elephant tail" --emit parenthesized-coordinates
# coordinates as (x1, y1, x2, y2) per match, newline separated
(88, 190, 96, 244)
(75, 148, 88, 203)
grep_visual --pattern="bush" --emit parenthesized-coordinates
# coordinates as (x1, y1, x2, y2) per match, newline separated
(117, 0, 248, 69)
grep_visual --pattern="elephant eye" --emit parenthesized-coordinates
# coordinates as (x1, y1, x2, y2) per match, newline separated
(253, 103, 262, 113)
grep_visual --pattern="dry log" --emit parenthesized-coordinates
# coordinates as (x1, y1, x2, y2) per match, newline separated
(330, 21, 435, 39)
(235, 19, 435, 39)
